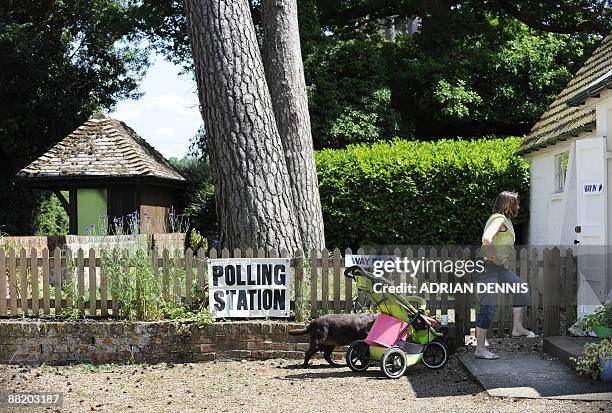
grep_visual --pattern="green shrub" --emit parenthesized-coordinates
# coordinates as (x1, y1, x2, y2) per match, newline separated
(572, 339, 612, 381)
(583, 304, 612, 330)
(33, 191, 69, 236)
(315, 137, 529, 248)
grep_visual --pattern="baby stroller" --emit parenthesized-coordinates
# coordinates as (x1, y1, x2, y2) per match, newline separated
(344, 265, 449, 379)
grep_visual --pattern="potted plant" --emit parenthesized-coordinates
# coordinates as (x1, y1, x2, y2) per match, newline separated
(582, 303, 612, 338)
(573, 339, 612, 382)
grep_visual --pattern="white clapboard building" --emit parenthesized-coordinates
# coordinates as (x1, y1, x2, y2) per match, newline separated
(516, 33, 612, 317)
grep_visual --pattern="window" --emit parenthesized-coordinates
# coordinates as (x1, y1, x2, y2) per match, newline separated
(554, 152, 569, 193)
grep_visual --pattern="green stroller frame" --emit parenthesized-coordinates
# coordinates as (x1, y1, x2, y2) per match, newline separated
(344, 265, 449, 378)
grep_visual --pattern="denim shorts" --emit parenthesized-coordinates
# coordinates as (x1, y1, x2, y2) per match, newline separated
(475, 261, 531, 329)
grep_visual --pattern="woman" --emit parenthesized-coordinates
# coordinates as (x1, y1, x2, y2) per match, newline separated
(475, 191, 535, 360)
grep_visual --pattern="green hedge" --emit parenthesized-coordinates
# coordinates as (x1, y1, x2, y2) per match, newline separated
(315, 137, 529, 248)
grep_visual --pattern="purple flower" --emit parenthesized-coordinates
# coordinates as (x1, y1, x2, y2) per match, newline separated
(91, 224, 96, 228)
(85, 227, 91, 231)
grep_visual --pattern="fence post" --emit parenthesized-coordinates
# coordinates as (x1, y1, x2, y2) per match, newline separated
(294, 249, 304, 321)
(519, 247, 529, 330)
(197, 248, 206, 296)
(344, 248, 352, 312)
(30, 247, 38, 315)
(453, 248, 466, 346)
(185, 248, 194, 306)
(8, 248, 16, 315)
(19, 248, 27, 314)
(54, 248, 61, 314)
(321, 248, 329, 311)
(565, 248, 577, 327)
(0, 249, 6, 315)
(529, 248, 539, 333)
(542, 247, 561, 336)
(42, 248, 50, 315)
(162, 249, 170, 302)
(550, 247, 561, 336)
(100, 256, 108, 317)
(77, 249, 84, 316)
(333, 248, 341, 313)
(88, 248, 96, 316)
(310, 249, 318, 318)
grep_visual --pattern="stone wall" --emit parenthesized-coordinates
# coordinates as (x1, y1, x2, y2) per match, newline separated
(0, 320, 320, 366)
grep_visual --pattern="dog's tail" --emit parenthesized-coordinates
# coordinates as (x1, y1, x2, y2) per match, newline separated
(288, 324, 311, 336)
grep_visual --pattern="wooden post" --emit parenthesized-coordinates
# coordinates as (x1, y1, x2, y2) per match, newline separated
(440, 247, 449, 318)
(519, 247, 529, 330)
(321, 248, 329, 311)
(88, 248, 96, 315)
(565, 248, 577, 327)
(332, 248, 341, 313)
(111, 250, 119, 317)
(54, 248, 61, 314)
(310, 249, 318, 317)
(30, 247, 39, 315)
(8, 248, 16, 315)
(0, 249, 6, 315)
(162, 249, 170, 302)
(453, 248, 466, 344)
(19, 248, 27, 314)
(197, 248, 206, 293)
(100, 261, 108, 317)
(77, 249, 85, 316)
(42, 248, 50, 315)
(549, 247, 561, 336)
(294, 249, 304, 321)
(428, 247, 438, 317)
(185, 249, 193, 305)
(543, 248, 552, 336)
(344, 248, 352, 312)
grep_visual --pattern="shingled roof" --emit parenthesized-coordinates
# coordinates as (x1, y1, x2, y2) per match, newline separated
(516, 33, 612, 155)
(17, 114, 186, 182)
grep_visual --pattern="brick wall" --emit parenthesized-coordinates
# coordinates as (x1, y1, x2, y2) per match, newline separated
(0, 320, 329, 366)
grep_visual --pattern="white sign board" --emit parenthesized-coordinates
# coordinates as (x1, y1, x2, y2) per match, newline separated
(208, 258, 291, 318)
(344, 254, 397, 269)
(582, 181, 603, 195)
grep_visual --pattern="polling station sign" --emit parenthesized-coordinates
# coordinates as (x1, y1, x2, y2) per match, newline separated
(208, 258, 291, 318)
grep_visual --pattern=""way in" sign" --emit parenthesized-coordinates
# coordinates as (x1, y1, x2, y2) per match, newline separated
(582, 181, 603, 195)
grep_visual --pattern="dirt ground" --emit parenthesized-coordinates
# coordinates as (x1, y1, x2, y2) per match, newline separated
(1, 340, 610, 413)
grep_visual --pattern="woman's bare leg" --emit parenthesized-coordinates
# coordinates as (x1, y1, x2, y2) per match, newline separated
(511, 306, 534, 336)
(475, 327, 498, 358)
(476, 327, 487, 352)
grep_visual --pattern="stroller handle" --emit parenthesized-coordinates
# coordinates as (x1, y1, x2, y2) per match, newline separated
(344, 265, 365, 280)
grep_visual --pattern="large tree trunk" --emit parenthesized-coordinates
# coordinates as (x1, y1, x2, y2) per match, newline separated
(184, 0, 302, 252)
(262, 0, 325, 251)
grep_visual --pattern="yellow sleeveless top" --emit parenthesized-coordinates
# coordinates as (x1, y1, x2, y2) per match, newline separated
(481, 213, 515, 268)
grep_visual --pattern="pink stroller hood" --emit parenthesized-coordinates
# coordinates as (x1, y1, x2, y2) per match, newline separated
(365, 313, 408, 348)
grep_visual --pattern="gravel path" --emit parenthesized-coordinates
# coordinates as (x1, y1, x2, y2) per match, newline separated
(1, 349, 609, 413)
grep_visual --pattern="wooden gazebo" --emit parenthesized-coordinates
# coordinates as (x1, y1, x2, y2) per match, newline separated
(14, 113, 187, 235)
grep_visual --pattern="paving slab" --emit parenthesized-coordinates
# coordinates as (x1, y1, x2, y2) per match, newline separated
(457, 351, 612, 401)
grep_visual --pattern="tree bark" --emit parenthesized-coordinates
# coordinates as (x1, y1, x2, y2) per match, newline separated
(262, 0, 325, 251)
(184, 0, 302, 252)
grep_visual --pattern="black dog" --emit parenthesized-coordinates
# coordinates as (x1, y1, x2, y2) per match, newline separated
(289, 313, 376, 367)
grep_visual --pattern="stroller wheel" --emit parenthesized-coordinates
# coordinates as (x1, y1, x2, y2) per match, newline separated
(346, 340, 371, 372)
(380, 347, 407, 379)
(421, 339, 449, 369)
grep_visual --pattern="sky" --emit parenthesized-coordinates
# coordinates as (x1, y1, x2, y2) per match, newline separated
(110, 55, 201, 159)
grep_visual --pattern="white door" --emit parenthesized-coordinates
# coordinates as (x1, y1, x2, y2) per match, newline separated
(575, 137, 607, 318)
